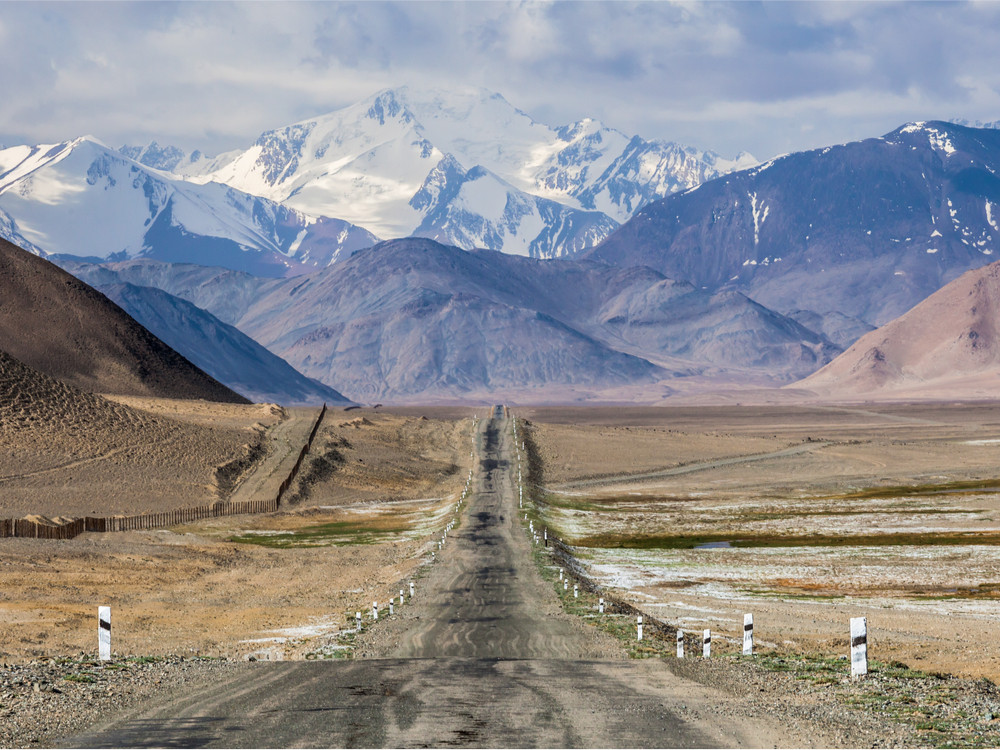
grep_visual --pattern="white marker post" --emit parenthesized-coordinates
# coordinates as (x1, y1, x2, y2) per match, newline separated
(676, 629, 684, 658)
(574, 585, 578, 598)
(559, 568, 563, 581)
(409, 581, 415, 599)
(851, 617, 868, 678)
(356, 611, 362, 632)
(389, 601, 394, 616)
(743, 614, 754, 656)
(599, 598, 605, 614)
(563, 581, 568, 591)
(637, 616, 643, 641)
(373, 601, 378, 621)
(703, 629, 711, 658)
(400, 589, 405, 605)
(98, 607, 111, 661)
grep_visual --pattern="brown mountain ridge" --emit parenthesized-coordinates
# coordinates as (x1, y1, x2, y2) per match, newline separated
(797, 260, 1000, 399)
(0, 238, 246, 402)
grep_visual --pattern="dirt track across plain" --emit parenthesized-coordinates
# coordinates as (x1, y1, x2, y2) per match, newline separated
(227, 406, 319, 506)
(63, 413, 820, 749)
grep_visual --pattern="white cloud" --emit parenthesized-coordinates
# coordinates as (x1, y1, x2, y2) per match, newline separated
(1, 1, 999, 160)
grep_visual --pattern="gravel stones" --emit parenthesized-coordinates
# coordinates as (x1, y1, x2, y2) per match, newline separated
(0, 655, 242, 748)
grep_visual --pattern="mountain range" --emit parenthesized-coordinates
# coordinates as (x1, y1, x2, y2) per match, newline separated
(64, 237, 836, 403)
(0, 137, 378, 277)
(92, 282, 350, 406)
(0, 86, 754, 275)
(589, 121, 1000, 334)
(167, 87, 755, 258)
(9, 90, 1000, 405)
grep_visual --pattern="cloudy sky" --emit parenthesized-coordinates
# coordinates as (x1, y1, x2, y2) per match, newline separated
(2, 1, 999, 161)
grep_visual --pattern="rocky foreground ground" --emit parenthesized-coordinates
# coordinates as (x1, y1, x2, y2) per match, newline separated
(0, 656, 243, 747)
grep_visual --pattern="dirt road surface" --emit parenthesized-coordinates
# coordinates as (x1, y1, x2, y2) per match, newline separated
(227, 406, 321, 506)
(62, 413, 824, 748)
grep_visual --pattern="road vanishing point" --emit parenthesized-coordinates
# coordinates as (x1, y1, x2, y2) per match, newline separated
(65, 411, 789, 748)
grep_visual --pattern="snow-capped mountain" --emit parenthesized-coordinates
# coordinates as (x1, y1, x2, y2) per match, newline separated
(162, 86, 754, 258)
(119, 141, 213, 173)
(590, 121, 1000, 333)
(0, 137, 378, 276)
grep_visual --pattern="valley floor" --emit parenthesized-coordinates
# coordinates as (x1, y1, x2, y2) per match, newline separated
(521, 401, 1000, 683)
(4, 401, 1000, 747)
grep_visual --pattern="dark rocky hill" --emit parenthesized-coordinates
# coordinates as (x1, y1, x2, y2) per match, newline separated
(0, 238, 247, 402)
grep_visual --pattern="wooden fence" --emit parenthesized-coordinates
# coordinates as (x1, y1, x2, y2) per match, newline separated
(0, 403, 328, 540)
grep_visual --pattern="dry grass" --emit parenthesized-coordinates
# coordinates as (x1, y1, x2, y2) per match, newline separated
(0, 409, 474, 664)
(0, 352, 273, 517)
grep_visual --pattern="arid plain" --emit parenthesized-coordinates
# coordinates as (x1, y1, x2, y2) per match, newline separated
(521, 401, 1000, 682)
(5, 396, 1000, 686)
(0, 402, 474, 663)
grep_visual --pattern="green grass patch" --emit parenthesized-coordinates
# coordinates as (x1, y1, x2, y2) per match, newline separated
(63, 672, 96, 683)
(829, 478, 1000, 501)
(541, 493, 700, 513)
(913, 583, 1000, 601)
(229, 518, 413, 548)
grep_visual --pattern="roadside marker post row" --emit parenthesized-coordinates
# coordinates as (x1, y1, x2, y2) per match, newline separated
(355, 583, 418, 633)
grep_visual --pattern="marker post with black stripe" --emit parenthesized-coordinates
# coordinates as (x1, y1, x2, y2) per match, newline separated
(703, 629, 711, 658)
(98, 606, 111, 661)
(851, 617, 868, 678)
(743, 613, 753, 655)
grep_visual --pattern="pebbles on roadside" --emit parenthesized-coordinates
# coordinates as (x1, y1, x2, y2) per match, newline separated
(0, 655, 243, 748)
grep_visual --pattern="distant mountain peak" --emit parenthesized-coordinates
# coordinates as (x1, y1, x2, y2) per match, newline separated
(163, 86, 755, 258)
(4, 86, 757, 265)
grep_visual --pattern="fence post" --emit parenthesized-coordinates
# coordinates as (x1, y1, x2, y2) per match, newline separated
(851, 617, 868, 678)
(743, 614, 754, 656)
(99, 607, 111, 661)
